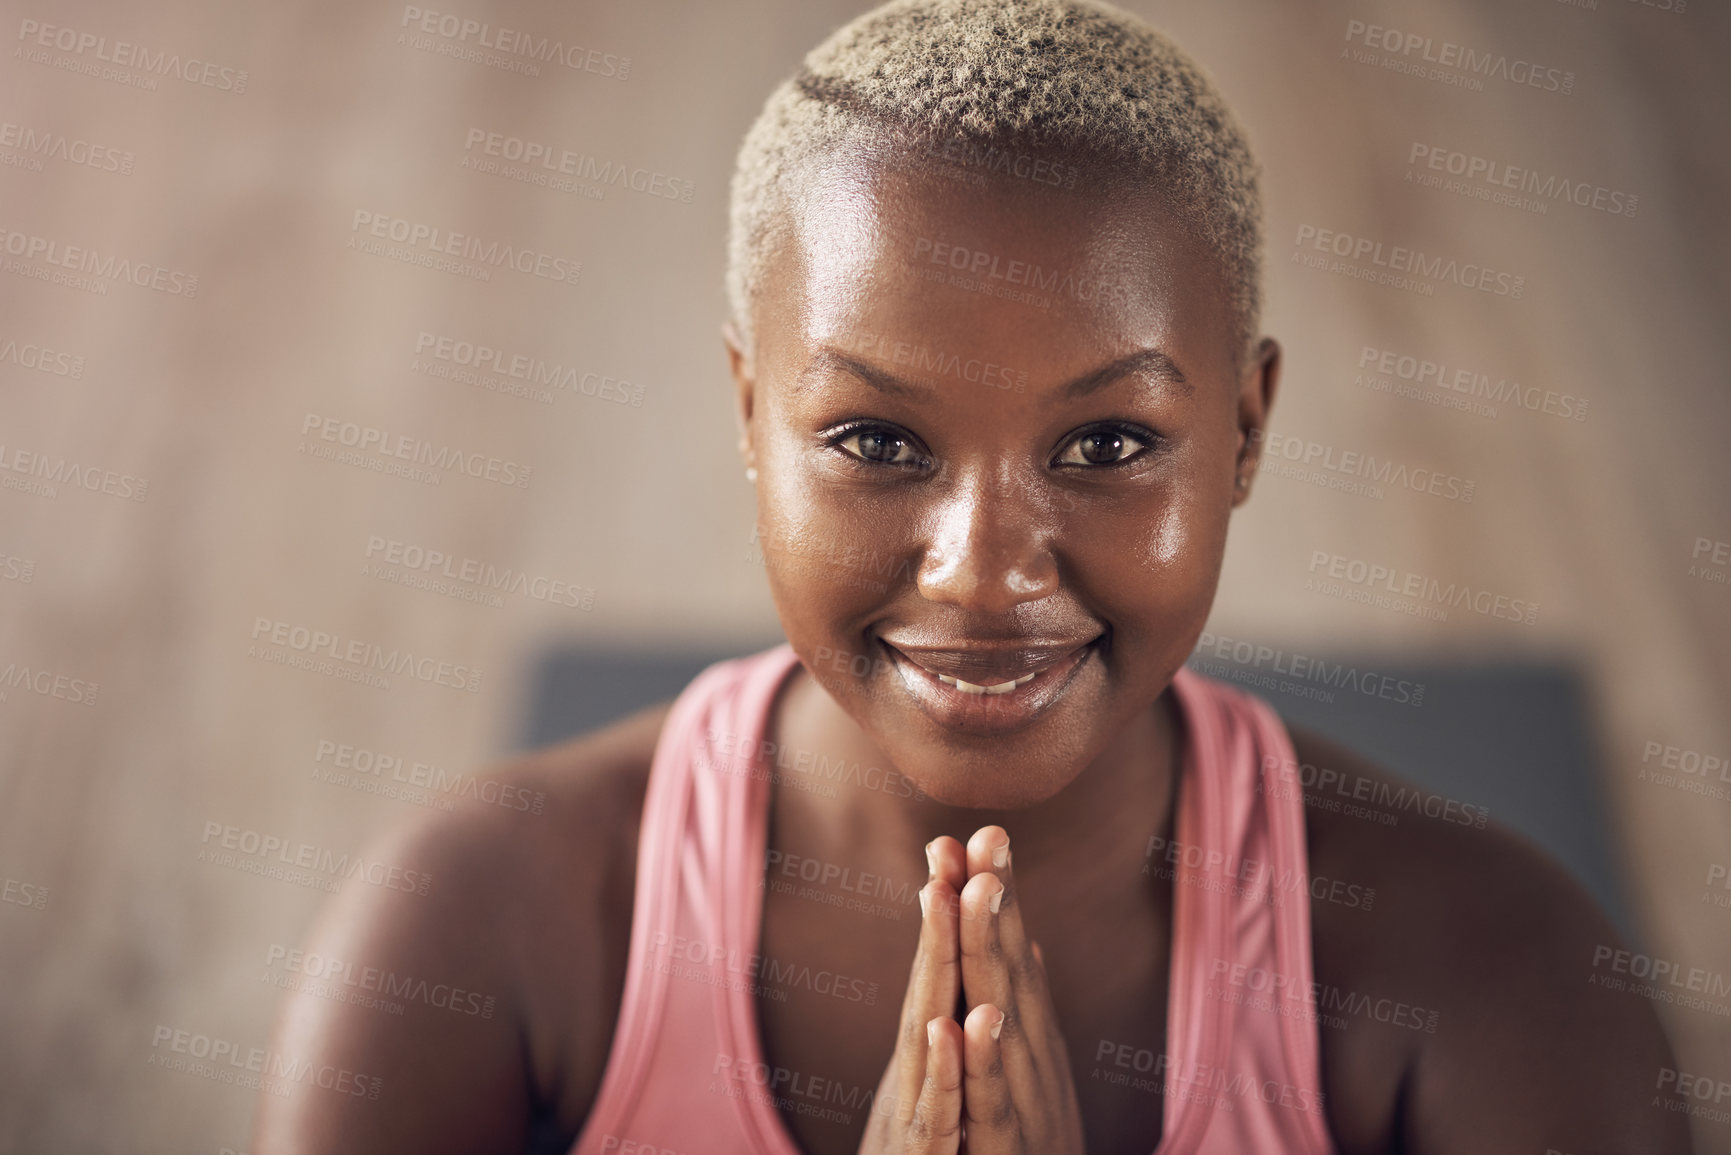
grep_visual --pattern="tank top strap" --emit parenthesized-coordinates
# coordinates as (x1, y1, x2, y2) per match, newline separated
(1156, 666, 1240, 1152)
(1161, 668, 1335, 1155)
(568, 644, 805, 1155)
(708, 644, 808, 1153)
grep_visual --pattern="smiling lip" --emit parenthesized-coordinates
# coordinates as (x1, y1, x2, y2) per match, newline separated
(877, 638, 1101, 688)
(878, 636, 1100, 733)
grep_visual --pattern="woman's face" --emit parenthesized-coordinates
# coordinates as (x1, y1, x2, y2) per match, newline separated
(729, 152, 1278, 809)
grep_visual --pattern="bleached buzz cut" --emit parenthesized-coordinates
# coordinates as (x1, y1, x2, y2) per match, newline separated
(725, 0, 1265, 367)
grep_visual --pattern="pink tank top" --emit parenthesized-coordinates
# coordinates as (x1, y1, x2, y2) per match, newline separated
(568, 643, 1337, 1155)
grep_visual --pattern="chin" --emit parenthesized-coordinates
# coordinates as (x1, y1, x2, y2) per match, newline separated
(894, 749, 1075, 811)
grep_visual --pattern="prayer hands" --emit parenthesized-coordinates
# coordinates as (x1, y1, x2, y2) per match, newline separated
(857, 827, 1085, 1155)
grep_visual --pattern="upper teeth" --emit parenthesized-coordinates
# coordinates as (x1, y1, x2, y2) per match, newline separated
(935, 671, 1038, 695)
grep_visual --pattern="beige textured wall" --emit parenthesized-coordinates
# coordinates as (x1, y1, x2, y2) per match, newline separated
(0, 1, 1726, 1151)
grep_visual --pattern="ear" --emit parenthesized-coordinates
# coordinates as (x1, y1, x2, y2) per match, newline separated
(721, 320, 757, 473)
(1231, 336, 1281, 508)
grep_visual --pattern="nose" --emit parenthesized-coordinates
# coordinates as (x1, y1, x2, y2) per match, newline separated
(915, 468, 1060, 613)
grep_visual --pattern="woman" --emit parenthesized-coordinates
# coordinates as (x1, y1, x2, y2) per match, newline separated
(254, 1, 1691, 1152)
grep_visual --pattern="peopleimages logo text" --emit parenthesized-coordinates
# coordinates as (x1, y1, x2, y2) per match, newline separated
(15, 19, 249, 91)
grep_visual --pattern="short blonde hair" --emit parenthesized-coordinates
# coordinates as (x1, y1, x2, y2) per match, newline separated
(726, 0, 1264, 365)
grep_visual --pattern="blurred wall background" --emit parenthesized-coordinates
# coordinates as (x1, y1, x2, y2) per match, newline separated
(1, 0, 1727, 1151)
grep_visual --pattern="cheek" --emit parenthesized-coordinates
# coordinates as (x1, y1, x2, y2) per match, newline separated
(757, 436, 902, 625)
(1136, 486, 1227, 581)
(1077, 477, 1228, 647)
(1138, 430, 1237, 576)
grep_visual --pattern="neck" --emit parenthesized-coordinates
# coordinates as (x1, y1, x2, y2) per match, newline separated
(765, 663, 1184, 893)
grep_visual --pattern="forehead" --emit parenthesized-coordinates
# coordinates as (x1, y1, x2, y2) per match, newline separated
(768, 149, 1233, 381)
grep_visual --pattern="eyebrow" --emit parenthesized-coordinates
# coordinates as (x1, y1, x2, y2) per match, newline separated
(1060, 348, 1191, 400)
(796, 345, 1191, 401)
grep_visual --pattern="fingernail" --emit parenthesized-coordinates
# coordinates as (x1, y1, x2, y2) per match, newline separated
(925, 840, 938, 878)
(992, 839, 1009, 869)
(988, 882, 1003, 914)
(990, 1011, 1004, 1040)
(927, 1019, 940, 1046)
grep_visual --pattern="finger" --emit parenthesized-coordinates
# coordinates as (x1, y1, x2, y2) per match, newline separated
(908, 1016, 963, 1155)
(966, 826, 1048, 1047)
(959, 865, 1046, 1106)
(965, 826, 1032, 967)
(1024, 938, 1077, 1088)
(925, 834, 966, 1014)
(962, 1002, 1016, 1154)
(927, 834, 968, 895)
(893, 871, 960, 1113)
(958, 868, 1010, 1015)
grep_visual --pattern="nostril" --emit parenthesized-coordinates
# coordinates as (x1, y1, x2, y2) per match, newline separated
(912, 485, 1062, 610)
(915, 546, 1060, 613)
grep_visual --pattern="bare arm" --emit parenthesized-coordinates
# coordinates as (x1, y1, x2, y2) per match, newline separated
(251, 705, 664, 1155)
(249, 804, 538, 1154)
(1397, 823, 1693, 1155)
(1294, 727, 1695, 1155)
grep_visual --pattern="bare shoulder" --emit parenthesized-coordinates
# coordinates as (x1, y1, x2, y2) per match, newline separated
(253, 699, 672, 1155)
(403, 697, 675, 1076)
(1285, 724, 1692, 1155)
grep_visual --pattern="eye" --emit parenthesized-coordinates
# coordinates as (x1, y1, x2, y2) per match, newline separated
(827, 422, 928, 469)
(1054, 423, 1155, 468)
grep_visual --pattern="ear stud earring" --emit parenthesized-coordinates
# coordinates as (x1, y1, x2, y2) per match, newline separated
(745, 466, 758, 483)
